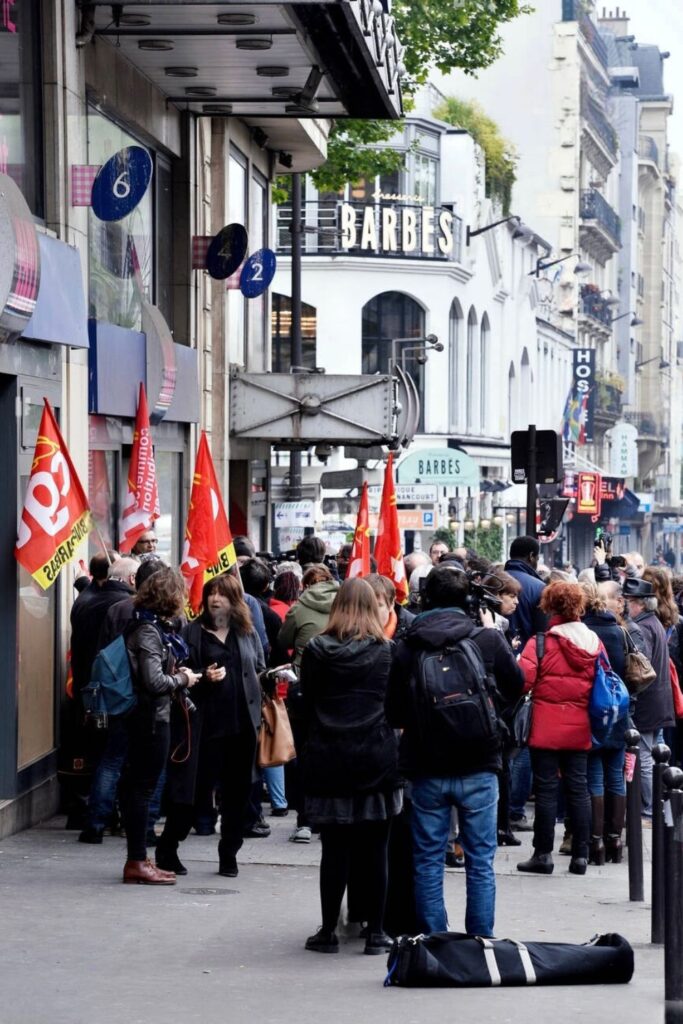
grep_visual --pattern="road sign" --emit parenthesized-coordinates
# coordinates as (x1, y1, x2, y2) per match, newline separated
(396, 447, 479, 487)
(511, 429, 563, 484)
(320, 469, 366, 490)
(274, 500, 315, 528)
(369, 509, 438, 531)
(206, 223, 249, 280)
(240, 248, 277, 298)
(91, 146, 153, 222)
(368, 484, 438, 504)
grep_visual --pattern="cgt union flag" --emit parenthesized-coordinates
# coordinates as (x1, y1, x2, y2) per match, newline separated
(15, 399, 92, 589)
(373, 453, 408, 604)
(347, 481, 371, 580)
(119, 382, 160, 553)
(181, 431, 237, 613)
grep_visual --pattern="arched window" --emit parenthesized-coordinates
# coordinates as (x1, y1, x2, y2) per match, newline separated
(449, 299, 463, 432)
(362, 291, 426, 429)
(271, 294, 317, 372)
(466, 306, 478, 432)
(480, 313, 490, 433)
(508, 361, 517, 433)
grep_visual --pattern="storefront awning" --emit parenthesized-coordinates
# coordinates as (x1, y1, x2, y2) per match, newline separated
(23, 235, 89, 349)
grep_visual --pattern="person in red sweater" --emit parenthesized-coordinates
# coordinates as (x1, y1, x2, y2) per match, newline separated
(516, 582, 604, 877)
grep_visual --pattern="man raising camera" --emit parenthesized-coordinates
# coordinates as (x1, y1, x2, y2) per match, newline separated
(387, 564, 523, 938)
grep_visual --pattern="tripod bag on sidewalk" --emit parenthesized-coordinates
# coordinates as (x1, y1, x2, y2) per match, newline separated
(384, 932, 634, 988)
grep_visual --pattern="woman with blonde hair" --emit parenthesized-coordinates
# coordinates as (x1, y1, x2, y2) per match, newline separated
(300, 578, 400, 956)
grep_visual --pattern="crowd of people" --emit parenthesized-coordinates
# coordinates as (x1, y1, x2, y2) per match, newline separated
(66, 526, 683, 952)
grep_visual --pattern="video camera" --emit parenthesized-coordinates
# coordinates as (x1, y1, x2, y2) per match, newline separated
(465, 572, 503, 624)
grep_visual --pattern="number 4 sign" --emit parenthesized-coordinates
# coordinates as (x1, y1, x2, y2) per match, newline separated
(240, 248, 277, 298)
(91, 146, 153, 222)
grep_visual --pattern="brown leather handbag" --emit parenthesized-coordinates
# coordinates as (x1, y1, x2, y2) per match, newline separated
(621, 627, 656, 695)
(258, 694, 296, 768)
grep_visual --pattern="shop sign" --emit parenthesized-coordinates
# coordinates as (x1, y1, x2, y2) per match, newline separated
(576, 472, 602, 516)
(368, 483, 438, 505)
(0, 172, 40, 338)
(571, 348, 596, 444)
(608, 421, 638, 477)
(369, 509, 438, 531)
(91, 146, 153, 222)
(562, 473, 625, 505)
(636, 492, 654, 514)
(274, 500, 315, 528)
(340, 203, 456, 258)
(240, 248, 277, 298)
(206, 223, 249, 280)
(397, 447, 479, 487)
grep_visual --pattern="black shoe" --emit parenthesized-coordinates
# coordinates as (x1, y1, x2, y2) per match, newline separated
(569, 857, 587, 875)
(510, 815, 534, 832)
(270, 807, 289, 817)
(243, 817, 271, 838)
(194, 825, 216, 836)
(78, 827, 104, 845)
(517, 852, 554, 874)
(497, 830, 522, 847)
(364, 931, 393, 955)
(156, 850, 188, 876)
(305, 928, 339, 954)
(218, 857, 238, 878)
(445, 850, 465, 869)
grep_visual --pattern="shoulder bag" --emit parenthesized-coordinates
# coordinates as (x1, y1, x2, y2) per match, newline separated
(621, 627, 656, 695)
(510, 632, 544, 749)
(258, 693, 296, 768)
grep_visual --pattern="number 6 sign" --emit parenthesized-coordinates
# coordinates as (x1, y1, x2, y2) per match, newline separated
(240, 248, 277, 298)
(91, 146, 153, 222)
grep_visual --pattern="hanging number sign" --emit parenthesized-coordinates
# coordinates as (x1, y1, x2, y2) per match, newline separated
(240, 248, 277, 298)
(206, 223, 249, 280)
(91, 146, 153, 222)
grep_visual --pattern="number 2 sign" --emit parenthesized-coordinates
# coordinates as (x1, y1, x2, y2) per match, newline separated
(240, 248, 277, 298)
(91, 146, 153, 222)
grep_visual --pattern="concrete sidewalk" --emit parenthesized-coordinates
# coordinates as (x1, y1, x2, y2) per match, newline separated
(0, 814, 662, 1024)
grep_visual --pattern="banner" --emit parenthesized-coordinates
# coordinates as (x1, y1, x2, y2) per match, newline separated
(15, 400, 92, 588)
(181, 432, 236, 613)
(347, 481, 371, 580)
(373, 453, 409, 604)
(562, 349, 596, 444)
(119, 382, 160, 553)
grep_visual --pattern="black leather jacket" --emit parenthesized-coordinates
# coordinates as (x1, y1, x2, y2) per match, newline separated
(125, 622, 188, 724)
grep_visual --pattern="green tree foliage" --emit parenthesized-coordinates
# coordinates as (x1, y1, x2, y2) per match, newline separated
(308, 0, 529, 194)
(464, 523, 503, 562)
(433, 96, 518, 212)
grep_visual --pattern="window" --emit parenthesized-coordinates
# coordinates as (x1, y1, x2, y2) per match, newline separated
(155, 154, 174, 333)
(227, 145, 248, 363)
(271, 294, 316, 372)
(0, 0, 44, 216)
(413, 154, 437, 206)
(449, 299, 463, 432)
(362, 291, 425, 430)
(248, 170, 268, 369)
(480, 313, 490, 433)
(466, 307, 477, 432)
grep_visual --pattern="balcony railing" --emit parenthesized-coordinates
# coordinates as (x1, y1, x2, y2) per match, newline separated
(563, 0, 609, 68)
(624, 410, 663, 439)
(580, 188, 621, 247)
(276, 199, 463, 263)
(580, 86, 618, 158)
(579, 286, 613, 327)
(595, 373, 623, 419)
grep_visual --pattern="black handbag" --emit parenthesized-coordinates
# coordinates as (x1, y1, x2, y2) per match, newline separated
(508, 633, 544, 748)
(384, 931, 634, 988)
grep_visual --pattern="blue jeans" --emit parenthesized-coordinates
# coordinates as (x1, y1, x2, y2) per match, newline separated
(262, 765, 287, 810)
(87, 716, 165, 830)
(510, 746, 532, 818)
(411, 773, 499, 937)
(587, 748, 626, 797)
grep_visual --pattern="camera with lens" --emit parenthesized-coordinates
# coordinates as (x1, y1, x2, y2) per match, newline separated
(465, 572, 503, 624)
(177, 688, 197, 714)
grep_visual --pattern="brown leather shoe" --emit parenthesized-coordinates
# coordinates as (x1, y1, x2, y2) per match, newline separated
(123, 859, 176, 885)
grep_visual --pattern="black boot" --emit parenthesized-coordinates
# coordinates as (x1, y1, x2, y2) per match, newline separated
(305, 927, 339, 954)
(588, 795, 606, 866)
(605, 793, 626, 863)
(156, 837, 188, 876)
(497, 829, 522, 847)
(517, 852, 554, 874)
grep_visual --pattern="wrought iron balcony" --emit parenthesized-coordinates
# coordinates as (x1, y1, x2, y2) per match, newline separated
(562, 0, 609, 68)
(276, 199, 463, 263)
(579, 189, 621, 260)
(580, 87, 618, 160)
(579, 286, 613, 328)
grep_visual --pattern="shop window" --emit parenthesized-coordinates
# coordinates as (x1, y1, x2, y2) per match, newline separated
(271, 293, 317, 372)
(155, 154, 174, 334)
(480, 313, 490, 433)
(155, 451, 182, 565)
(88, 447, 117, 556)
(448, 299, 463, 432)
(466, 307, 477, 432)
(412, 154, 437, 206)
(0, 0, 44, 217)
(362, 291, 425, 431)
(227, 145, 248, 364)
(248, 169, 268, 369)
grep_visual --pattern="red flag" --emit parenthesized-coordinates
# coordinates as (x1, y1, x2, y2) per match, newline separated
(373, 453, 408, 603)
(119, 382, 160, 553)
(15, 399, 93, 588)
(181, 432, 236, 613)
(347, 481, 371, 580)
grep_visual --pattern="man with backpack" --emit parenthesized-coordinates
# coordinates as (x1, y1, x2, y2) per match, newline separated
(387, 565, 523, 937)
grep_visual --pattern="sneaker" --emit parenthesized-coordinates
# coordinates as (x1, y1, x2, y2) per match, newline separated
(510, 814, 534, 832)
(445, 841, 465, 869)
(305, 927, 339, 954)
(289, 826, 312, 843)
(243, 817, 271, 838)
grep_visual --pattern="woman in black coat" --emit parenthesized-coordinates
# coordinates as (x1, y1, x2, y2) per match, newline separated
(122, 568, 201, 885)
(155, 572, 265, 879)
(300, 578, 401, 956)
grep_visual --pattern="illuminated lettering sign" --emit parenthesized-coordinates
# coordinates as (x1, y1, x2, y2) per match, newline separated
(340, 203, 456, 258)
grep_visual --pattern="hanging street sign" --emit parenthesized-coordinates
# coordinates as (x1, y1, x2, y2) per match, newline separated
(368, 483, 438, 505)
(396, 447, 479, 487)
(206, 223, 249, 280)
(240, 248, 277, 298)
(91, 146, 153, 222)
(608, 421, 638, 477)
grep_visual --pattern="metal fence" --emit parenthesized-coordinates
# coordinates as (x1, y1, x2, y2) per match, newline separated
(580, 188, 622, 246)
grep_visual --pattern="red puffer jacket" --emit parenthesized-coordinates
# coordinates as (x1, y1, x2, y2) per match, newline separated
(519, 617, 604, 751)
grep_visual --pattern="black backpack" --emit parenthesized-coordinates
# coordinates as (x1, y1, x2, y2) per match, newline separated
(415, 635, 500, 748)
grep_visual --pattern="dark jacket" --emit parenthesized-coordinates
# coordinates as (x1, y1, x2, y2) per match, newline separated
(70, 580, 135, 691)
(395, 603, 415, 641)
(125, 621, 188, 725)
(99, 597, 135, 650)
(387, 608, 523, 778)
(299, 634, 397, 797)
(582, 610, 626, 680)
(632, 610, 675, 732)
(184, 619, 265, 737)
(504, 559, 547, 645)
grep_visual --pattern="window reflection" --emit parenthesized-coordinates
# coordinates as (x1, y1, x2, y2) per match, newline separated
(0, 0, 43, 216)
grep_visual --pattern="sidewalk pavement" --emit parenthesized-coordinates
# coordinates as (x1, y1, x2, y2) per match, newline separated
(0, 812, 663, 1024)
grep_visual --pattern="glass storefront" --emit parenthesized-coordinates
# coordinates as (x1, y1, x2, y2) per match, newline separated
(0, 0, 43, 217)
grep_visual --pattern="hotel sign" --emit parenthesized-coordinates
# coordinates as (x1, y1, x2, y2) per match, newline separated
(340, 203, 456, 258)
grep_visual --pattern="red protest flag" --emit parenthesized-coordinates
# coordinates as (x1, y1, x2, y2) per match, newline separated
(347, 481, 371, 580)
(181, 432, 236, 613)
(373, 453, 408, 604)
(119, 382, 160, 552)
(15, 399, 93, 589)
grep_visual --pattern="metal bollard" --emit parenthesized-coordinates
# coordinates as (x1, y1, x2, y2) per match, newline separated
(625, 728, 643, 902)
(652, 744, 671, 944)
(663, 766, 683, 1024)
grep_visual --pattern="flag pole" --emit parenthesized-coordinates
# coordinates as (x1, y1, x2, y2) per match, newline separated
(92, 521, 112, 564)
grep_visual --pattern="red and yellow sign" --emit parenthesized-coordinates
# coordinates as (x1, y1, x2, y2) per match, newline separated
(15, 400, 92, 588)
(576, 472, 602, 516)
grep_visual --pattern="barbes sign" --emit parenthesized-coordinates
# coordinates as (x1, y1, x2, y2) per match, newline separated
(340, 203, 456, 258)
(397, 447, 479, 487)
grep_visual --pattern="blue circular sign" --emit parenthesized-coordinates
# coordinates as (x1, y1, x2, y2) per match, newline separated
(240, 248, 277, 298)
(206, 223, 249, 280)
(91, 146, 153, 222)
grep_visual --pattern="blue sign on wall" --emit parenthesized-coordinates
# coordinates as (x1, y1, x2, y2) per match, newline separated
(240, 248, 277, 298)
(91, 146, 153, 222)
(206, 223, 249, 280)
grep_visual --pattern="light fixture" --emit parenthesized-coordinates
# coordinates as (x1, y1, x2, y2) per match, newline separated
(630, 315, 643, 327)
(449, 519, 461, 531)
(506, 514, 515, 526)
(278, 151, 293, 169)
(480, 519, 492, 530)
(202, 103, 233, 115)
(529, 253, 592, 278)
(464, 519, 475, 531)
(574, 261, 592, 275)
(511, 222, 534, 242)
(610, 310, 642, 326)
(636, 356, 670, 371)
(467, 214, 522, 246)
(165, 66, 199, 78)
(119, 14, 151, 27)
(251, 126, 269, 149)
(602, 292, 620, 306)
(185, 86, 217, 98)
(236, 36, 273, 51)
(257, 66, 290, 78)
(493, 515, 504, 526)
(138, 39, 174, 51)
(217, 13, 257, 26)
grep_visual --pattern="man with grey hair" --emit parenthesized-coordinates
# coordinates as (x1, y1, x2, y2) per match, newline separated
(623, 577, 674, 817)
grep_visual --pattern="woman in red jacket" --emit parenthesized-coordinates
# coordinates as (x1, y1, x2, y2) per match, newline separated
(516, 582, 603, 877)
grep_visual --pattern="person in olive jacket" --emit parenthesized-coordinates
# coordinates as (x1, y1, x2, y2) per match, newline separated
(299, 578, 400, 956)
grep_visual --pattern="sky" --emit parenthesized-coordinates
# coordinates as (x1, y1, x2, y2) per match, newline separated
(622, 0, 683, 154)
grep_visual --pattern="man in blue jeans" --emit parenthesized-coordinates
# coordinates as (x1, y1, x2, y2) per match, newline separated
(388, 566, 523, 936)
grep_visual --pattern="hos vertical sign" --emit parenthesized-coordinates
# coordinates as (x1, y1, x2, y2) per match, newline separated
(572, 348, 596, 443)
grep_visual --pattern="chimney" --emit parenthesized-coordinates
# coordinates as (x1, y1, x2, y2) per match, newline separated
(598, 6, 630, 34)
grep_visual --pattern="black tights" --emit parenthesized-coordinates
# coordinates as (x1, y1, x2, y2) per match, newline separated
(319, 820, 391, 934)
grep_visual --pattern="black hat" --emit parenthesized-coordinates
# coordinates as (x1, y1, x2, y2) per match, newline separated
(622, 578, 654, 598)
